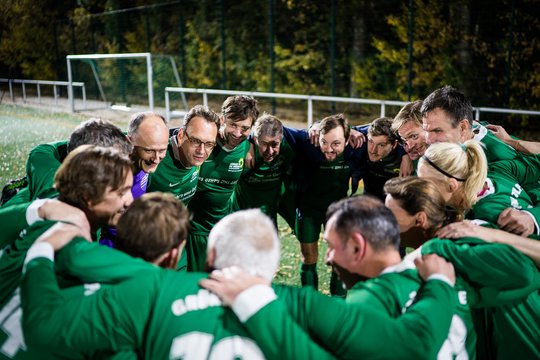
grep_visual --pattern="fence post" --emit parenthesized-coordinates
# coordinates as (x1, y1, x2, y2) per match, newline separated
(381, 101, 386, 117)
(54, 85, 58, 105)
(146, 54, 154, 111)
(9, 80, 13, 101)
(67, 58, 74, 112)
(22, 83, 26, 103)
(37, 84, 41, 103)
(307, 97, 313, 127)
(203, 92, 208, 107)
(165, 89, 170, 122)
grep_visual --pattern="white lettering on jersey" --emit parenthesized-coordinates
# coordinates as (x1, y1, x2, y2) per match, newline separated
(84, 283, 101, 296)
(171, 289, 222, 317)
(169, 332, 264, 360)
(437, 315, 468, 360)
(458, 291, 467, 305)
(0, 289, 26, 358)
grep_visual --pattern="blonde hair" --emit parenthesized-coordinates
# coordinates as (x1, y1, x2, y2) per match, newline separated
(384, 176, 462, 234)
(391, 100, 423, 133)
(419, 140, 487, 211)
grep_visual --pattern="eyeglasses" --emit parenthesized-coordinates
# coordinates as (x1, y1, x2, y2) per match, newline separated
(134, 145, 167, 157)
(184, 132, 216, 151)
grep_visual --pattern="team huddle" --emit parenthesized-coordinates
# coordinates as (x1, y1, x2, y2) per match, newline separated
(0, 85, 539, 359)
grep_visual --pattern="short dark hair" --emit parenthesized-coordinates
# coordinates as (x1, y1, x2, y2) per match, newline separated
(116, 192, 191, 262)
(368, 117, 398, 143)
(68, 118, 132, 154)
(183, 105, 220, 129)
(55, 145, 132, 211)
(420, 85, 474, 127)
(221, 95, 259, 124)
(326, 195, 400, 251)
(320, 114, 350, 141)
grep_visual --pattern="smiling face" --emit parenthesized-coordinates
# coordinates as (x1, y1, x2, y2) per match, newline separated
(319, 126, 346, 162)
(130, 116, 169, 173)
(88, 169, 134, 228)
(397, 121, 427, 160)
(220, 116, 253, 149)
(256, 134, 281, 163)
(178, 116, 218, 167)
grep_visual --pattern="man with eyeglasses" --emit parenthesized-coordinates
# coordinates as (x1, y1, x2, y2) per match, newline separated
(147, 105, 219, 205)
(186, 95, 259, 272)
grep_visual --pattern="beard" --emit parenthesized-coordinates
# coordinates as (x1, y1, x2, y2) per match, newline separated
(330, 262, 368, 289)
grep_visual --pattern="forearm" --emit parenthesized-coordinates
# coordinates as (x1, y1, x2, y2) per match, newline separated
(492, 231, 540, 266)
(507, 138, 540, 155)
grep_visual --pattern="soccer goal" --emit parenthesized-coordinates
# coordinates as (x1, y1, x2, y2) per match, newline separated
(66, 53, 188, 113)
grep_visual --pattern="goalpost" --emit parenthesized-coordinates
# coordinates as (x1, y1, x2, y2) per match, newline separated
(66, 52, 188, 113)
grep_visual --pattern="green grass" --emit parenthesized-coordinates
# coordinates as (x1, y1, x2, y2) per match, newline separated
(0, 103, 334, 291)
(0, 104, 87, 186)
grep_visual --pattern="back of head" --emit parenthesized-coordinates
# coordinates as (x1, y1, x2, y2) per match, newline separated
(326, 195, 400, 251)
(421, 85, 474, 127)
(253, 113, 283, 138)
(68, 118, 132, 154)
(392, 100, 423, 132)
(320, 113, 350, 141)
(128, 112, 167, 137)
(384, 176, 455, 232)
(420, 140, 487, 210)
(182, 105, 220, 129)
(221, 95, 259, 123)
(207, 209, 280, 280)
(368, 117, 398, 143)
(116, 192, 191, 262)
(55, 145, 132, 211)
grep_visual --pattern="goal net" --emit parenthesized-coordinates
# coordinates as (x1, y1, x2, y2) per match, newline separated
(66, 53, 187, 112)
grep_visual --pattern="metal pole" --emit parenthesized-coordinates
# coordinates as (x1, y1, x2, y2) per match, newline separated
(381, 102, 386, 117)
(67, 58, 74, 112)
(37, 84, 41, 103)
(82, 85, 87, 110)
(269, 0, 276, 113)
(203, 92, 208, 107)
(220, 0, 226, 89)
(407, 0, 415, 101)
(308, 97, 313, 127)
(147, 54, 154, 110)
(54, 85, 58, 105)
(165, 89, 170, 122)
(330, 0, 336, 112)
(22, 83, 26, 103)
(9, 80, 13, 101)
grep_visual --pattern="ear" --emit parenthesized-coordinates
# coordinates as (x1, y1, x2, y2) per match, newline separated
(415, 211, 428, 228)
(126, 134, 134, 144)
(459, 119, 470, 132)
(219, 115, 225, 126)
(206, 247, 216, 269)
(350, 232, 367, 262)
(176, 128, 185, 143)
(448, 178, 460, 193)
(392, 139, 399, 150)
(156, 247, 180, 269)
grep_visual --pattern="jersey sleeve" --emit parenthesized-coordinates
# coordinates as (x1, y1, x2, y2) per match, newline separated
(421, 238, 540, 307)
(26, 141, 66, 200)
(273, 280, 457, 359)
(0, 202, 30, 247)
(55, 237, 157, 284)
(21, 255, 154, 354)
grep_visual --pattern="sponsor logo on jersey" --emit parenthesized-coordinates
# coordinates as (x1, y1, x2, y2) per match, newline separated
(228, 158, 244, 172)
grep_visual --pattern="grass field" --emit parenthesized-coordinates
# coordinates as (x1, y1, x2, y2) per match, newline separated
(0, 103, 333, 293)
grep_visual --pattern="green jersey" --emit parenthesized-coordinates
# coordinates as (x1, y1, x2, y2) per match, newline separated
(22, 256, 333, 359)
(347, 264, 476, 359)
(255, 279, 458, 359)
(472, 122, 517, 163)
(147, 137, 199, 205)
(0, 203, 32, 248)
(188, 139, 250, 235)
(420, 237, 540, 360)
(21, 246, 461, 360)
(25, 141, 67, 200)
(469, 155, 540, 234)
(229, 138, 294, 220)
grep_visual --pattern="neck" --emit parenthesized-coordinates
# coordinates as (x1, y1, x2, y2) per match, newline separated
(361, 248, 403, 278)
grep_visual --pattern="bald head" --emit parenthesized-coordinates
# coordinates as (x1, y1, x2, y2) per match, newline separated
(128, 112, 170, 173)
